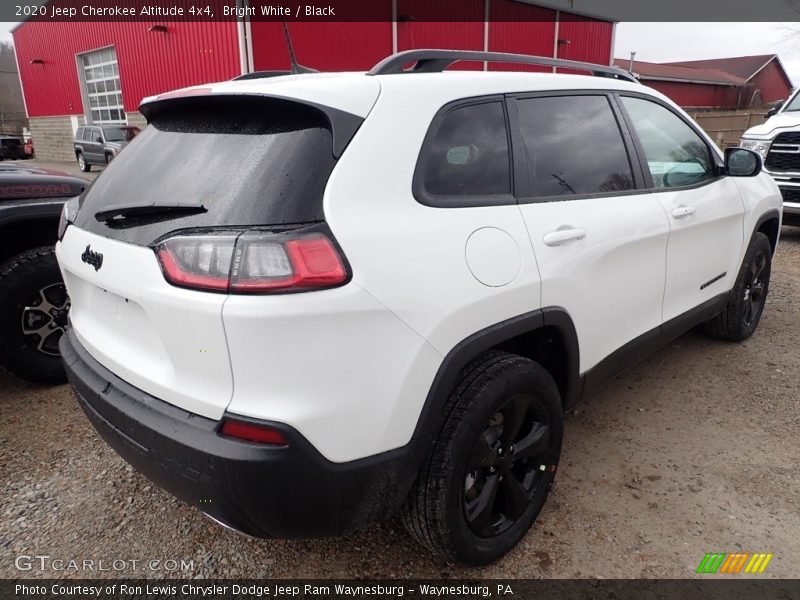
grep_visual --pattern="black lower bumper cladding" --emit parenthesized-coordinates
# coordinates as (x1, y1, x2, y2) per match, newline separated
(59, 329, 426, 538)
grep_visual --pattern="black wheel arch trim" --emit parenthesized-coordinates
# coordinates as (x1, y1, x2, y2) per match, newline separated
(753, 208, 781, 254)
(411, 307, 581, 441)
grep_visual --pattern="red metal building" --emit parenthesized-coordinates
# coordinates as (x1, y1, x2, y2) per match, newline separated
(13, 0, 615, 161)
(614, 55, 793, 111)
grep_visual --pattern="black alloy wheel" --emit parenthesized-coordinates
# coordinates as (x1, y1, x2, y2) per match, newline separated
(742, 248, 768, 328)
(464, 393, 553, 538)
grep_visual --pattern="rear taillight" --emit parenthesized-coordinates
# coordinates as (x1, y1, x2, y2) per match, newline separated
(156, 233, 235, 291)
(220, 419, 288, 445)
(154, 225, 349, 294)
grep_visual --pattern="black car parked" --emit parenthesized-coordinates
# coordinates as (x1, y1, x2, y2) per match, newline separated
(74, 125, 140, 172)
(0, 137, 28, 161)
(0, 164, 88, 383)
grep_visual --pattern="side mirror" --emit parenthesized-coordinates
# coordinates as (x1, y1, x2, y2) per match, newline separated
(95, 136, 103, 143)
(725, 148, 761, 177)
(766, 100, 784, 118)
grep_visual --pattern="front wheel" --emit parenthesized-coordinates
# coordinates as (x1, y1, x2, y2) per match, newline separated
(0, 247, 69, 384)
(401, 351, 563, 565)
(704, 232, 772, 342)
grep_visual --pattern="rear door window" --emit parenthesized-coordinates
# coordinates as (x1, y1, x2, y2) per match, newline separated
(73, 96, 342, 246)
(415, 100, 512, 206)
(516, 94, 635, 199)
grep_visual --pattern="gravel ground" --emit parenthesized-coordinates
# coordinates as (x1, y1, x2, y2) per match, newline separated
(1, 228, 799, 580)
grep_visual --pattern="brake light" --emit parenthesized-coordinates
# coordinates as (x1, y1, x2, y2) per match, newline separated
(154, 225, 349, 294)
(220, 419, 288, 445)
(231, 235, 347, 292)
(156, 234, 234, 291)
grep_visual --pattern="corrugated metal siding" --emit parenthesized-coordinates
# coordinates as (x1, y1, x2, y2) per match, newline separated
(249, 21, 392, 71)
(13, 13, 239, 117)
(554, 14, 612, 75)
(487, 1, 555, 72)
(396, 1, 484, 71)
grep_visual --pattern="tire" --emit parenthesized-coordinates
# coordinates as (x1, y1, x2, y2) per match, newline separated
(0, 247, 69, 384)
(105, 152, 113, 165)
(77, 152, 91, 172)
(401, 351, 564, 565)
(704, 232, 772, 342)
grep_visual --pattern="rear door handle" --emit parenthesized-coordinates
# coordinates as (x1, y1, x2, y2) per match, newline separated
(543, 228, 587, 246)
(671, 205, 696, 219)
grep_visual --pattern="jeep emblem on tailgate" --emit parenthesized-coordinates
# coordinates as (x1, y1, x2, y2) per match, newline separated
(81, 245, 103, 271)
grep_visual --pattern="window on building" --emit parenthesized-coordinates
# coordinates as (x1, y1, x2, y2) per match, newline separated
(517, 95, 635, 198)
(80, 47, 125, 124)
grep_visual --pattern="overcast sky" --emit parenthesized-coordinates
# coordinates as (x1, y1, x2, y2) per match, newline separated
(615, 22, 800, 84)
(2, 21, 799, 85)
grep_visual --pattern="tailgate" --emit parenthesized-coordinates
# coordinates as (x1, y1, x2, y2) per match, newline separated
(56, 226, 233, 420)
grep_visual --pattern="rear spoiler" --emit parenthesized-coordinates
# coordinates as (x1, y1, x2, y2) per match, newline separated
(139, 92, 362, 158)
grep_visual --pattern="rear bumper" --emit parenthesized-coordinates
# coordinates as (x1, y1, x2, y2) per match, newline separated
(60, 329, 427, 538)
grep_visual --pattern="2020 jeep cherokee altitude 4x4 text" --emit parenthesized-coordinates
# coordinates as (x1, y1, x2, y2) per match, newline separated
(57, 51, 782, 565)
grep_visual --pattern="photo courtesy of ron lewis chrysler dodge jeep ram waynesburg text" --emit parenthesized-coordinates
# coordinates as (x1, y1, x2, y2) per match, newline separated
(55, 50, 782, 566)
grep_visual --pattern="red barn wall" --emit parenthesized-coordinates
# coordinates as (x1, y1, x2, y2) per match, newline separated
(749, 61, 793, 105)
(249, 21, 393, 72)
(250, 1, 612, 75)
(643, 80, 741, 110)
(13, 18, 240, 117)
(556, 14, 613, 66)
(487, 1, 556, 72)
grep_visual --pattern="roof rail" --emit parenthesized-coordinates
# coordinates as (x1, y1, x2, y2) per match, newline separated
(367, 49, 638, 83)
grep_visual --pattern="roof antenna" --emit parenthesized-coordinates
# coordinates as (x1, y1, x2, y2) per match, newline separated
(282, 20, 318, 74)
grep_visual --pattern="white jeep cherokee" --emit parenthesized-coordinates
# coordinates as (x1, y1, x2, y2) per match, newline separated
(56, 51, 782, 565)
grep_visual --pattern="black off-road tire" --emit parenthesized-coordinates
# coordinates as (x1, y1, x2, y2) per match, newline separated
(704, 232, 772, 342)
(77, 152, 91, 172)
(401, 351, 563, 565)
(0, 247, 68, 384)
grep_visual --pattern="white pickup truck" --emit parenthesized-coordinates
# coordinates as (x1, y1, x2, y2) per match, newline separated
(741, 90, 800, 225)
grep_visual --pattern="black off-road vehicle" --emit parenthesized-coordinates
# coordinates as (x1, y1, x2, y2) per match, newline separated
(0, 163, 87, 383)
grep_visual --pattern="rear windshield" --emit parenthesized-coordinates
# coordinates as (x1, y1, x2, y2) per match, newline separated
(73, 96, 339, 246)
(1, 139, 22, 148)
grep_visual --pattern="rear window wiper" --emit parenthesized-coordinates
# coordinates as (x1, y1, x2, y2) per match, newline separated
(95, 202, 207, 222)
